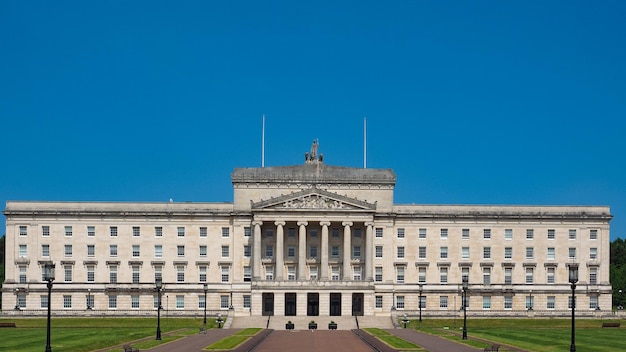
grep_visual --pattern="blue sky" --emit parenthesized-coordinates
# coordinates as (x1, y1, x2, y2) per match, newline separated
(1, 1, 625, 241)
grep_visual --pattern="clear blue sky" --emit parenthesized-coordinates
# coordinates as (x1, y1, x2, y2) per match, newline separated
(1, 1, 625, 241)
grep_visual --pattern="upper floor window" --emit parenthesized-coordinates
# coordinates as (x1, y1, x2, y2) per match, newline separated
(244, 227, 251, 237)
(42, 226, 50, 237)
(462, 229, 470, 240)
(87, 226, 95, 237)
(461, 247, 469, 259)
(504, 229, 512, 240)
(568, 247, 576, 259)
(569, 229, 577, 240)
(155, 226, 163, 237)
(110, 245, 118, 257)
(504, 247, 512, 260)
(200, 227, 208, 237)
(222, 227, 230, 237)
(525, 247, 534, 259)
(397, 228, 405, 238)
(133, 227, 140, 237)
(42, 244, 50, 257)
(19, 244, 27, 257)
(440, 246, 448, 259)
(64, 244, 72, 257)
(177, 245, 185, 257)
(418, 228, 427, 239)
(483, 247, 491, 259)
(177, 227, 185, 237)
(65, 226, 73, 237)
(332, 228, 340, 238)
(590, 229, 598, 240)
(397, 246, 405, 259)
(375, 246, 383, 258)
(547, 229, 555, 240)
(526, 229, 534, 240)
(110, 226, 118, 237)
(132, 245, 140, 257)
(483, 229, 491, 239)
(375, 228, 383, 238)
(19, 226, 27, 236)
(590, 247, 598, 260)
(418, 246, 427, 259)
(221, 245, 230, 257)
(440, 229, 448, 239)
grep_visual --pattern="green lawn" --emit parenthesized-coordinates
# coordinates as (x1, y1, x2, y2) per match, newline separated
(407, 318, 626, 352)
(205, 328, 262, 350)
(363, 328, 423, 351)
(0, 317, 215, 352)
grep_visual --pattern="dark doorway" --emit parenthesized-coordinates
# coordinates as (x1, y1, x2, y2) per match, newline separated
(262, 293, 274, 316)
(307, 293, 319, 316)
(285, 293, 297, 316)
(330, 293, 342, 316)
(352, 293, 364, 316)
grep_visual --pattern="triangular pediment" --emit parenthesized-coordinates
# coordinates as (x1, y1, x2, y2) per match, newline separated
(252, 188, 376, 211)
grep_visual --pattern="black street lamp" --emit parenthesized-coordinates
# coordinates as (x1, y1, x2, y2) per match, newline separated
(528, 289, 533, 311)
(418, 284, 423, 322)
(216, 313, 224, 328)
(156, 278, 163, 340)
(569, 263, 579, 352)
(462, 276, 468, 340)
(44, 263, 56, 352)
(203, 283, 208, 326)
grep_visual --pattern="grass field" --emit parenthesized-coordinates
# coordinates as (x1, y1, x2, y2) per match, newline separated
(363, 328, 423, 351)
(205, 328, 262, 350)
(0, 317, 213, 352)
(408, 318, 626, 352)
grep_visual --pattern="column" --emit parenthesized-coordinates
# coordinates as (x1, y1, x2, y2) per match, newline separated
(298, 221, 308, 280)
(342, 221, 353, 280)
(365, 222, 374, 281)
(252, 221, 263, 279)
(275, 221, 286, 280)
(320, 221, 331, 280)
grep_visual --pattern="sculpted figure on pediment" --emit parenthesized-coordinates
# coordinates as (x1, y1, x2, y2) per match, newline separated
(282, 195, 347, 209)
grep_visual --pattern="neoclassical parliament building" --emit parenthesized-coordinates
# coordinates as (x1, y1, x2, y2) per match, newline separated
(2, 144, 613, 318)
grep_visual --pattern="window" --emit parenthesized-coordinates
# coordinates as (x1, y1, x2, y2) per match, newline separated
(440, 228, 448, 239)
(396, 266, 405, 283)
(547, 296, 555, 309)
(483, 247, 491, 259)
(132, 265, 140, 284)
(155, 226, 163, 237)
(109, 245, 117, 257)
(590, 267, 598, 285)
(41, 295, 48, 309)
(375, 227, 383, 238)
(504, 267, 512, 285)
(87, 265, 95, 282)
(266, 228, 274, 237)
(221, 265, 230, 282)
(198, 295, 206, 309)
(397, 246, 405, 259)
(265, 265, 274, 280)
(440, 267, 448, 283)
(569, 229, 576, 240)
(308, 229, 314, 237)
(526, 229, 534, 240)
(353, 246, 361, 258)
(418, 267, 426, 283)
(525, 247, 534, 259)
(590, 295, 599, 310)
(353, 266, 362, 281)
(110, 226, 117, 237)
(132, 245, 140, 257)
(505, 229, 513, 240)
(331, 246, 339, 257)
(419, 228, 427, 239)
(243, 266, 251, 282)
(590, 248, 598, 260)
(483, 267, 491, 285)
(547, 247, 555, 260)
(177, 245, 185, 257)
(375, 295, 383, 309)
(331, 266, 340, 281)
(439, 296, 448, 309)
(483, 296, 491, 309)
(131, 295, 140, 309)
(483, 229, 491, 239)
(109, 265, 118, 283)
(64, 265, 73, 282)
(418, 246, 427, 259)
(287, 246, 295, 258)
(177, 227, 185, 237)
(568, 296, 574, 309)
(220, 295, 229, 309)
(86, 294, 94, 309)
(42, 244, 50, 257)
(525, 267, 534, 284)
(199, 245, 207, 257)
(64, 244, 72, 257)
(354, 228, 362, 237)
(462, 267, 470, 282)
(87, 245, 95, 257)
(243, 245, 251, 257)
(133, 227, 140, 237)
(65, 226, 73, 237)
(19, 265, 27, 283)
(526, 295, 534, 310)
(547, 267, 555, 284)
(397, 228, 405, 238)
(154, 266, 162, 281)
(19, 225, 27, 236)
(88, 226, 95, 237)
(176, 295, 185, 309)
(221, 227, 229, 237)
(504, 295, 513, 309)
(42, 226, 50, 237)
(396, 295, 405, 309)
(177, 265, 185, 282)
(243, 295, 251, 308)
(200, 227, 208, 237)
(548, 229, 555, 240)
(332, 228, 339, 238)
(375, 266, 383, 282)
(64, 295, 72, 309)
(375, 246, 383, 258)
(199, 265, 207, 282)
(109, 295, 117, 309)
(288, 227, 296, 237)
(462, 228, 470, 240)
(153, 295, 159, 309)
(504, 247, 512, 260)
(461, 247, 469, 259)
(308, 266, 317, 280)
(155, 245, 163, 258)
(590, 229, 598, 240)
(288, 266, 296, 281)
(244, 227, 251, 237)
(19, 244, 27, 257)
(569, 247, 577, 259)
(440, 246, 448, 259)
(309, 246, 316, 258)
(266, 245, 274, 258)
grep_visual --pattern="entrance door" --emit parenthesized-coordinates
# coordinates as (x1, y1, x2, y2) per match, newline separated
(330, 293, 342, 316)
(307, 293, 319, 316)
(262, 293, 274, 316)
(352, 293, 364, 316)
(285, 293, 297, 316)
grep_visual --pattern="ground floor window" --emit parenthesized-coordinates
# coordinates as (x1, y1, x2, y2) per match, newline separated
(396, 295, 405, 309)
(243, 295, 251, 309)
(131, 295, 140, 309)
(176, 295, 185, 309)
(547, 296, 555, 309)
(220, 295, 229, 309)
(439, 296, 448, 309)
(109, 295, 117, 309)
(504, 295, 512, 309)
(375, 295, 383, 309)
(63, 295, 72, 309)
(589, 295, 599, 310)
(199, 295, 206, 309)
(40, 295, 48, 309)
(17, 294, 26, 309)
(482, 296, 491, 310)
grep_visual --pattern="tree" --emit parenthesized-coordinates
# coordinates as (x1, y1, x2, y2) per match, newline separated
(610, 238, 626, 308)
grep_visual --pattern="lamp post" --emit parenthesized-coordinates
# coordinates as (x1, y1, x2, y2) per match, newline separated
(462, 276, 468, 340)
(216, 313, 223, 328)
(44, 263, 56, 352)
(528, 289, 533, 311)
(87, 288, 93, 310)
(203, 283, 208, 326)
(418, 284, 423, 322)
(391, 289, 396, 311)
(569, 263, 579, 352)
(155, 278, 163, 340)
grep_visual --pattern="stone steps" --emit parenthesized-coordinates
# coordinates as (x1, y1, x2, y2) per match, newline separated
(229, 314, 394, 330)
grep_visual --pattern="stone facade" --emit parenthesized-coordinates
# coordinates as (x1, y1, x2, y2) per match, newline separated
(1, 149, 613, 317)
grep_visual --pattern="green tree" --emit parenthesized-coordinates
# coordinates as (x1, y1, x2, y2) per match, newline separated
(0, 234, 4, 310)
(610, 237, 626, 308)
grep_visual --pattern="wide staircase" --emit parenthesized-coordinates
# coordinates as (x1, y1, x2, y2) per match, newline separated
(230, 315, 394, 330)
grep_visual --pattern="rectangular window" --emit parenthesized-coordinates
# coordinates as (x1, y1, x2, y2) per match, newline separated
(590, 295, 599, 310)
(590, 229, 598, 240)
(287, 246, 296, 258)
(198, 294, 206, 309)
(375, 246, 383, 258)
(64, 295, 72, 309)
(109, 245, 117, 257)
(243, 266, 252, 282)
(548, 229, 555, 240)
(375, 266, 383, 282)
(354, 228, 362, 237)
(440, 246, 448, 259)
(590, 248, 598, 260)
(155, 226, 163, 237)
(243, 245, 251, 257)
(87, 265, 95, 283)
(440, 296, 448, 309)
(353, 266, 362, 281)
(440, 267, 448, 284)
(244, 227, 251, 237)
(87, 245, 95, 257)
(419, 228, 427, 239)
(331, 266, 340, 281)
(42, 244, 50, 257)
(155, 245, 163, 258)
(19, 244, 27, 257)
(288, 227, 296, 237)
(176, 295, 185, 309)
(547, 247, 555, 260)
(483, 296, 491, 309)
(418, 246, 427, 259)
(65, 244, 73, 257)
(264, 245, 274, 258)
(308, 246, 316, 258)
(440, 228, 448, 239)
(177, 265, 185, 282)
(153, 295, 159, 309)
(504, 267, 512, 285)
(199, 245, 207, 257)
(86, 294, 94, 309)
(396, 295, 405, 309)
(132, 265, 140, 284)
(353, 246, 361, 258)
(88, 226, 95, 237)
(243, 295, 251, 308)
(19, 265, 27, 283)
(547, 296, 555, 309)
(65, 226, 73, 237)
(332, 228, 340, 238)
(462, 228, 470, 240)
(110, 226, 117, 237)
(221, 227, 230, 237)
(132, 245, 140, 257)
(265, 265, 274, 280)
(154, 266, 162, 281)
(397, 228, 405, 238)
(483, 247, 491, 259)
(526, 229, 534, 240)
(220, 295, 229, 309)
(288, 266, 296, 281)
(177, 227, 185, 237)
(418, 267, 426, 283)
(64, 265, 73, 282)
(308, 229, 314, 237)
(569, 229, 576, 240)
(547, 267, 555, 284)
(590, 267, 598, 285)
(483, 267, 491, 285)
(525, 247, 534, 259)
(483, 229, 491, 239)
(462, 267, 469, 282)
(375, 227, 383, 238)
(331, 246, 339, 257)
(133, 227, 140, 237)
(109, 295, 117, 309)
(569, 247, 576, 259)
(375, 295, 383, 309)
(200, 227, 208, 237)
(504, 295, 513, 309)
(42, 226, 50, 237)
(526, 295, 534, 310)
(396, 266, 405, 283)
(19, 225, 28, 236)
(504, 229, 513, 240)
(110, 265, 118, 283)
(199, 265, 207, 282)
(525, 267, 534, 284)
(397, 246, 405, 259)
(504, 247, 512, 260)
(308, 266, 317, 280)
(131, 295, 140, 309)
(177, 245, 185, 257)
(461, 247, 469, 259)
(221, 265, 230, 282)
(41, 295, 48, 309)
